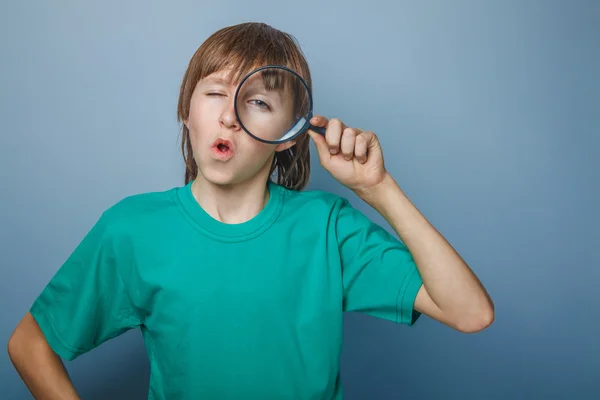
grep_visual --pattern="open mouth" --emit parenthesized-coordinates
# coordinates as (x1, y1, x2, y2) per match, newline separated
(217, 143, 229, 152)
(212, 138, 234, 159)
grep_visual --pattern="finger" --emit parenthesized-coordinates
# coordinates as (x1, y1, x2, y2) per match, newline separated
(362, 131, 379, 151)
(325, 118, 344, 154)
(341, 127, 360, 160)
(310, 115, 329, 127)
(307, 130, 330, 165)
(354, 133, 368, 163)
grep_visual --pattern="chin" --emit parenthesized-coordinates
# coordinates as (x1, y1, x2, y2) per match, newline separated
(195, 156, 272, 187)
(201, 169, 239, 186)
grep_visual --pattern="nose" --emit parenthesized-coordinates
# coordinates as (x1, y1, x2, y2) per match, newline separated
(219, 97, 241, 131)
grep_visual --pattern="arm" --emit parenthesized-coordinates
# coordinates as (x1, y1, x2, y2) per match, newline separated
(355, 172, 495, 333)
(8, 312, 80, 400)
(9, 209, 144, 398)
(307, 116, 494, 333)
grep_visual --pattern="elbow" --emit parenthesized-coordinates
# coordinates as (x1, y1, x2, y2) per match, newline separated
(456, 303, 495, 334)
(7, 327, 21, 364)
(8, 313, 40, 365)
(7, 323, 28, 362)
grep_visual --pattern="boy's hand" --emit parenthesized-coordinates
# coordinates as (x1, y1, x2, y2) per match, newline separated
(308, 115, 388, 193)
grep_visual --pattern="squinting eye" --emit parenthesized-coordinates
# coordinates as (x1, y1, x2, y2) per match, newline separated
(206, 92, 225, 97)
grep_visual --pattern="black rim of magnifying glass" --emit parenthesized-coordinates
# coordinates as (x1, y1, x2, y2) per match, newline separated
(234, 65, 318, 145)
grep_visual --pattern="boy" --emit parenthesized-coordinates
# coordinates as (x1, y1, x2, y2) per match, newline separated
(8, 22, 494, 399)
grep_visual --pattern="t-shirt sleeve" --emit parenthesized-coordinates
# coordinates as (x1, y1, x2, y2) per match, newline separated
(29, 211, 142, 361)
(336, 199, 423, 326)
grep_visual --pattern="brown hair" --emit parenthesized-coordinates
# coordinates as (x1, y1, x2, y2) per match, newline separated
(177, 22, 312, 191)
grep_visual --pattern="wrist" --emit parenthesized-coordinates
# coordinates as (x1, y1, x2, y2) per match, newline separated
(353, 172, 399, 209)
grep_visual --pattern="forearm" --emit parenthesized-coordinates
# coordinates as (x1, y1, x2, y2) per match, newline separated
(8, 313, 80, 400)
(355, 172, 494, 321)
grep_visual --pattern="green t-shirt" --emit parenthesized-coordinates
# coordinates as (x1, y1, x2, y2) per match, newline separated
(30, 180, 423, 399)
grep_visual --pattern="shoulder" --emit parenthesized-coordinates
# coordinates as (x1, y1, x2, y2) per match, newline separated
(96, 185, 181, 235)
(281, 185, 350, 211)
(281, 185, 385, 232)
(279, 185, 359, 223)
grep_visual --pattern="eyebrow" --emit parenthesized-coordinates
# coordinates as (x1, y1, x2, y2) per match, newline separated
(201, 76, 235, 86)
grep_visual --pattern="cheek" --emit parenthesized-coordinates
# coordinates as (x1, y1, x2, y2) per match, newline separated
(188, 92, 217, 127)
(187, 108, 212, 144)
(241, 137, 274, 157)
(188, 105, 204, 129)
(237, 139, 280, 168)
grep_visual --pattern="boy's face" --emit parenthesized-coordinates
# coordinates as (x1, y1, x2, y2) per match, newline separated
(184, 68, 296, 187)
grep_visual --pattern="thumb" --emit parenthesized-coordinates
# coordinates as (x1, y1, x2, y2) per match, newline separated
(307, 130, 330, 165)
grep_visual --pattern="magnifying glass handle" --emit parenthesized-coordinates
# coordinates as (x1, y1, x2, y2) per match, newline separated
(309, 125, 326, 136)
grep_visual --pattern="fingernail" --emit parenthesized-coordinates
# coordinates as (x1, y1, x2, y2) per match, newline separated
(330, 148, 338, 154)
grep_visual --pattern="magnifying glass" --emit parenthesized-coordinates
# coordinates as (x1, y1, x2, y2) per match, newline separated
(234, 65, 326, 145)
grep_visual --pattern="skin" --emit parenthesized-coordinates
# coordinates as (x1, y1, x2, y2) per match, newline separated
(307, 117, 495, 333)
(7, 312, 80, 399)
(188, 68, 494, 332)
(7, 68, 494, 400)
(6, 69, 300, 399)
(189, 69, 494, 332)
(184, 69, 298, 224)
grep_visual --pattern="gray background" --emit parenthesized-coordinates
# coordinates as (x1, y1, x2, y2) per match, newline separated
(1, 1, 598, 399)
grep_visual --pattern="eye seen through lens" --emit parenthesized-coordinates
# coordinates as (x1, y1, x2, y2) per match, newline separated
(235, 66, 313, 144)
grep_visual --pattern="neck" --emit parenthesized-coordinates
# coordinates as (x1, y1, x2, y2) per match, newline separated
(191, 173, 271, 225)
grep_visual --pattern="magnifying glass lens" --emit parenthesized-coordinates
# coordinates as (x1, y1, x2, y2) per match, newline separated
(235, 67, 312, 144)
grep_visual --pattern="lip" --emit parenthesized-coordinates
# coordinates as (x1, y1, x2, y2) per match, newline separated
(211, 137, 235, 161)
(212, 138, 234, 150)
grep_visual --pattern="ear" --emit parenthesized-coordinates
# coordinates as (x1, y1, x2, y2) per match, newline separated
(183, 119, 189, 129)
(274, 140, 296, 152)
